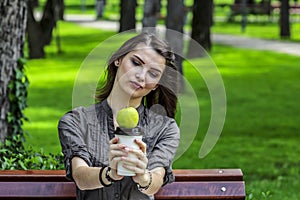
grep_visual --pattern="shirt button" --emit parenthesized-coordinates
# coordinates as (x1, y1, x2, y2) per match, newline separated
(115, 193, 119, 198)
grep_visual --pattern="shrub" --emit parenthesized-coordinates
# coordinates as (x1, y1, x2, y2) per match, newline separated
(0, 135, 64, 170)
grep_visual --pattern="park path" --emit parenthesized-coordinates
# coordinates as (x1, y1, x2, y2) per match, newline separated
(64, 14, 300, 57)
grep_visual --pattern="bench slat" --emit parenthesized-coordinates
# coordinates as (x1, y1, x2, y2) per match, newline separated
(173, 169, 243, 181)
(0, 182, 76, 198)
(0, 169, 243, 182)
(0, 181, 245, 200)
(0, 170, 68, 182)
(155, 182, 245, 200)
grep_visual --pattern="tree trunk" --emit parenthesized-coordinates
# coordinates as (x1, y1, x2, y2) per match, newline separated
(27, 0, 64, 58)
(280, 0, 290, 38)
(165, 0, 185, 91)
(187, 0, 213, 58)
(27, 0, 45, 58)
(0, 0, 27, 142)
(142, 0, 161, 32)
(119, 0, 137, 32)
(165, 0, 185, 74)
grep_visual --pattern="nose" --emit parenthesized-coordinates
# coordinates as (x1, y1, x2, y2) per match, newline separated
(135, 68, 146, 82)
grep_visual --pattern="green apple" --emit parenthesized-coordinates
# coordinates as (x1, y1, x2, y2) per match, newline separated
(116, 107, 139, 128)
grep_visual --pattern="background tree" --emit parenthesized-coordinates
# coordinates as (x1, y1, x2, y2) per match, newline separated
(280, 0, 290, 38)
(27, 0, 64, 58)
(142, 0, 161, 32)
(119, 0, 137, 32)
(187, 0, 214, 58)
(165, 0, 185, 76)
(0, 0, 27, 142)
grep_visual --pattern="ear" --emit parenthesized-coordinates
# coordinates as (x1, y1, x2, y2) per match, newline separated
(114, 60, 120, 66)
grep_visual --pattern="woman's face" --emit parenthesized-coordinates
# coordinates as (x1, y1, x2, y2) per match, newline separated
(115, 43, 166, 100)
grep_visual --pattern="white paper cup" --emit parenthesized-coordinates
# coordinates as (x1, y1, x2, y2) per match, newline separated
(115, 134, 143, 176)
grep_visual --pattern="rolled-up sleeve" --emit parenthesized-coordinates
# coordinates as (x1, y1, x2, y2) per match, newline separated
(58, 108, 92, 180)
(146, 118, 180, 186)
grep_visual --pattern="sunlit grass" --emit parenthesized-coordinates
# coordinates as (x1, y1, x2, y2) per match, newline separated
(212, 21, 300, 41)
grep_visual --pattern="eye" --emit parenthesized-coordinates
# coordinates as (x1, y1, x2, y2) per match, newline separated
(149, 70, 159, 78)
(131, 58, 140, 66)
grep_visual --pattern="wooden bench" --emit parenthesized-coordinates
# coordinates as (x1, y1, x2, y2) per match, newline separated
(0, 169, 245, 199)
(271, 2, 300, 15)
(230, 3, 272, 16)
(228, 1, 272, 22)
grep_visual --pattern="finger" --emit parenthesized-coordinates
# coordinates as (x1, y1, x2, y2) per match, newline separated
(110, 143, 127, 151)
(109, 149, 128, 159)
(110, 168, 123, 180)
(109, 147, 129, 164)
(109, 156, 123, 170)
(134, 139, 146, 153)
(110, 137, 119, 144)
(110, 155, 123, 163)
(122, 161, 147, 174)
(121, 156, 147, 171)
(138, 151, 147, 161)
(127, 148, 147, 161)
(122, 157, 148, 167)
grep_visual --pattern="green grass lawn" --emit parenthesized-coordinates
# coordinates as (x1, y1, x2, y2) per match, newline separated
(212, 20, 300, 42)
(23, 20, 300, 200)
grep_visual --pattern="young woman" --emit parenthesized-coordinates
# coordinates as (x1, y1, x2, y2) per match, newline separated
(58, 32, 180, 200)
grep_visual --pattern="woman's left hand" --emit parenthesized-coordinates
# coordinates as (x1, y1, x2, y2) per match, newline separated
(121, 139, 149, 184)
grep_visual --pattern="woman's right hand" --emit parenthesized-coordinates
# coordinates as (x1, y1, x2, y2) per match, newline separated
(108, 137, 126, 180)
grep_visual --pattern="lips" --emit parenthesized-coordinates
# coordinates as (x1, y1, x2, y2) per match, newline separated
(130, 81, 143, 90)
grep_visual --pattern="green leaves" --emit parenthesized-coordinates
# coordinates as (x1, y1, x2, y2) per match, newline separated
(0, 136, 64, 170)
(1, 56, 64, 170)
(7, 57, 29, 141)
(17, 57, 27, 66)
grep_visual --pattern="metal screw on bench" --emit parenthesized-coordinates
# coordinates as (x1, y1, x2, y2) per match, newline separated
(218, 170, 223, 174)
(220, 186, 227, 192)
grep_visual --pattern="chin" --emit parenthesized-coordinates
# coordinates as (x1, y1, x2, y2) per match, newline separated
(123, 84, 150, 99)
(129, 92, 143, 99)
(129, 90, 149, 99)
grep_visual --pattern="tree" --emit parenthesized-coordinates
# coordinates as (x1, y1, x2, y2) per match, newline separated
(119, 0, 137, 32)
(0, 0, 27, 142)
(142, 0, 161, 32)
(187, 0, 214, 58)
(165, 0, 185, 75)
(280, 0, 290, 38)
(27, 0, 64, 58)
(141, 0, 185, 89)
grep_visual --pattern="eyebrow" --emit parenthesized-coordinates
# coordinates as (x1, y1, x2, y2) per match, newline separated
(133, 54, 163, 73)
(133, 55, 145, 64)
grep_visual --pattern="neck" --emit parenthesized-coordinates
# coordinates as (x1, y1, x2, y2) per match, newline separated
(107, 83, 142, 130)
(107, 87, 141, 115)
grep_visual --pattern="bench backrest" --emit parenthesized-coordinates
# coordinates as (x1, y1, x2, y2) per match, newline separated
(0, 169, 245, 199)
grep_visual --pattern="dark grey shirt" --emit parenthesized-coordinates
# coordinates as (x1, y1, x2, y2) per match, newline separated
(58, 99, 180, 200)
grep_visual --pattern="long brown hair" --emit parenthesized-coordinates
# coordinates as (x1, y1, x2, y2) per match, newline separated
(95, 32, 179, 118)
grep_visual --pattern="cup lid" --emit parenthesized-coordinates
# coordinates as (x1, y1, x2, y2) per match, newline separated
(114, 127, 143, 136)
